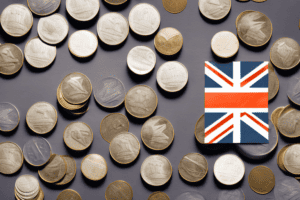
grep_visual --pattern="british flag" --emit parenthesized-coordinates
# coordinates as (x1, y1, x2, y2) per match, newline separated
(204, 61, 269, 144)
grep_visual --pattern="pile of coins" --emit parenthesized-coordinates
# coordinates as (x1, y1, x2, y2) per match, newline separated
(277, 144, 300, 175)
(14, 175, 44, 200)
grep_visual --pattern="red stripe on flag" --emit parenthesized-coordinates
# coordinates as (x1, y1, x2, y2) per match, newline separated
(240, 112, 269, 132)
(205, 113, 233, 137)
(208, 125, 234, 144)
(205, 63, 233, 87)
(240, 64, 268, 87)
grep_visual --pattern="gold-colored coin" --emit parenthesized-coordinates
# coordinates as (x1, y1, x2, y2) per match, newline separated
(235, 11, 254, 28)
(271, 107, 284, 129)
(57, 83, 86, 111)
(66, 0, 100, 22)
(211, 31, 239, 58)
(104, 0, 127, 5)
(284, 144, 300, 175)
(154, 27, 183, 56)
(56, 189, 82, 200)
(268, 62, 279, 101)
(195, 114, 205, 144)
(148, 191, 170, 200)
(0, 44, 24, 75)
(199, 0, 231, 20)
(56, 155, 77, 185)
(162, 0, 187, 14)
(81, 154, 107, 181)
(248, 165, 275, 194)
(277, 105, 300, 138)
(252, 0, 267, 2)
(0, 141, 23, 174)
(105, 180, 133, 200)
(277, 144, 291, 172)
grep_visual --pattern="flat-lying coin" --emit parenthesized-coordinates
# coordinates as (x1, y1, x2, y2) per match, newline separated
(27, 0, 61, 16)
(287, 75, 300, 105)
(0, 44, 23, 75)
(104, 0, 127, 5)
(105, 180, 133, 200)
(217, 189, 245, 200)
(195, 114, 205, 143)
(268, 62, 279, 101)
(175, 192, 206, 200)
(66, 0, 100, 21)
(148, 191, 170, 200)
(57, 189, 82, 200)
(274, 177, 300, 200)
(162, 0, 187, 14)
(81, 154, 107, 181)
(211, 31, 239, 58)
(56, 155, 76, 185)
(157, 61, 188, 92)
(0, 4, 33, 37)
(277, 105, 300, 138)
(248, 165, 275, 194)
(284, 144, 300, 175)
(199, 0, 231, 20)
(0, 102, 20, 132)
(0, 141, 23, 174)
(277, 144, 291, 172)
(235, 10, 253, 28)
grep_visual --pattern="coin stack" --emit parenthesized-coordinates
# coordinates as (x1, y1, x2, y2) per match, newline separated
(15, 175, 44, 200)
(277, 144, 300, 175)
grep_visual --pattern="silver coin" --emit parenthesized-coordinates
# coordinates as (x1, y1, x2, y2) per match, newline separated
(274, 177, 300, 200)
(15, 174, 39, 194)
(217, 189, 245, 200)
(66, 0, 100, 21)
(277, 108, 300, 138)
(0, 43, 24, 75)
(127, 46, 156, 75)
(0, 142, 23, 174)
(175, 192, 206, 200)
(97, 12, 129, 46)
(284, 144, 300, 175)
(128, 3, 161, 36)
(287, 75, 300, 105)
(199, 0, 231, 20)
(37, 14, 69, 45)
(0, 102, 20, 132)
(27, 0, 61, 16)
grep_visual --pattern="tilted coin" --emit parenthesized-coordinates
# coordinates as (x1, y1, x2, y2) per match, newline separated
(195, 114, 205, 143)
(0, 44, 23, 75)
(154, 27, 183, 56)
(94, 77, 125, 108)
(81, 154, 107, 181)
(141, 116, 174, 151)
(57, 189, 82, 200)
(37, 14, 69, 45)
(211, 31, 239, 58)
(277, 105, 300, 138)
(248, 165, 275, 194)
(274, 177, 300, 200)
(284, 144, 300, 175)
(0, 102, 20, 132)
(271, 107, 284, 129)
(148, 191, 170, 200)
(104, 0, 127, 5)
(217, 189, 245, 200)
(26, 102, 57, 134)
(127, 46, 156, 75)
(178, 153, 208, 182)
(15, 175, 39, 197)
(157, 61, 188, 92)
(105, 180, 133, 200)
(237, 11, 272, 47)
(27, 0, 61, 16)
(175, 192, 206, 200)
(287, 75, 300, 105)
(0, 141, 23, 174)
(141, 155, 172, 186)
(56, 155, 77, 185)
(66, 0, 100, 21)
(0, 4, 33, 37)
(277, 144, 291, 172)
(100, 113, 129, 143)
(199, 0, 231, 20)
(268, 62, 279, 101)
(24, 37, 56, 68)
(125, 85, 158, 118)
(235, 11, 254, 28)
(129, 3, 161, 36)
(162, 0, 187, 14)
(68, 30, 98, 58)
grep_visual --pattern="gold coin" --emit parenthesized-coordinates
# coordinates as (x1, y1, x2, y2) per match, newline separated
(211, 31, 239, 58)
(235, 10, 254, 28)
(194, 114, 205, 144)
(162, 0, 187, 14)
(0, 141, 23, 174)
(284, 144, 300, 175)
(104, 0, 127, 5)
(154, 27, 183, 56)
(56, 189, 82, 200)
(57, 83, 86, 111)
(248, 165, 275, 194)
(277, 144, 291, 172)
(271, 107, 284, 129)
(81, 154, 107, 181)
(199, 0, 231, 20)
(56, 155, 77, 185)
(268, 62, 279, 101)
(148, 191, 170, 200)
(66, 0, 100, 22)
(0, 43, 24, 75)
(252, 0, 267, 2)
(277, 105, 300, 138)
(105, 180, 133, 200)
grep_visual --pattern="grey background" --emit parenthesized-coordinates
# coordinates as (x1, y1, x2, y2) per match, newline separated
(0, 0, 299, 199)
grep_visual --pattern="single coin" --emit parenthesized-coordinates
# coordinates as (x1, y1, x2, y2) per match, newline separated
(162, 0, 187, 14)
(0, 44, 23, 75)
(284, 144, 300, 175)
(66, 0, 100, 21)
(148, 191, 170, 200)
(277, 144, 291, 172)
(56, 155, 77, 185)
(271, 107, 284, 129)
(252, 0, 267, 2)
(105, 180, 133, 200)
(0, 142, 23, 174)
(57, 189, 82, 200)
(23, 137, 52, 166)
(268, 62, 279, 101)
(27, 0, 61, 16)
(195, 114, 205, 143)
(274, 177, 300, 200)
(127, 46, 156, 75)
(178, 153, 208, 182)
(104, 0, 127, 5)
(129, 3, 161, 36)
(214, 154, 245, 185)
(0, 4, 33, 37)
(277, 105, 300, 138)
(0, 102, 20, 132)
(211, 31, 239, 58)
(81, 154, 107, 181)
(237, 11, 272, 47)
(199, 0, 231, 20)
(235, 10, 254, 28)
(175, 192, 206, 200)
(24, 37, 56, 68)
(125, 85, 158, 118)
(94, 77, 125, 108)
(141, 155, 172, 186)
(15, 175, 39, 196)
(154, 27, 183, 56)
(286, 75, 300, 105)
(248, 165, 275, 194)
(217, 189, 245, 200)
(68, 30, 98, 58)
(157, 61, 188, 92)
(37, 14, 69, 45)
(100, 113, 129, 143)
(141, 116, 174, 150)
(97, 12, 129, 46)
(26, 102, 57, 134)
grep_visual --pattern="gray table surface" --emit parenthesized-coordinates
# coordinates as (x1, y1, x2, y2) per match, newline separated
(0, 0, 299, 199)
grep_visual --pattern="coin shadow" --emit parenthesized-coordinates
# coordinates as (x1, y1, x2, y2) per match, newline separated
(129, 28, 158, 42)
(194, 138, 232, 155)
(69, 49, 97, 63)
(140, 175, 172, 192)
(142, 140, 173, 155)
(156, 81, 187, 99)
(125, 109, 157, 125)
(24, 119, 56, 138)
(64, 142, 92, 158)
(213, 174, 244, 190)
(98, 36, 127, 51)
(0, 26, 31, 44)
(81, 173, 107, 188)
(109, 153, 140, 168)
(0, 125, 19, 137)
(0, 67, 22, 79)
(102, 0, 130, 11)
(55, 33, 69, 49)
(24, 57, 56, 73)
(198, 9, 230, 25)
(211, 49, 238, 63)
(126, 65, 154, 84)
(155, 48, 182, 61)
(24, 161, 42, 173)
(274, 62, 300, 77)
(238, 36, 270, 52)
(65, 9, 99, 30)
(178, 171, 208, 187)
(56, 101, 86, 121)
(94, 97, 124, 113)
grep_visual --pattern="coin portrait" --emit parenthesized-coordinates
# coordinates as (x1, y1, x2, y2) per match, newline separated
(248, 165, 275, 194)
(56, 155, 77, 185)
(0, 142, 23, 174)
(199, 0, 231, 20)
(104, 0, 127, 5)
(56, 189, 82, 200)
(0, 102, 20, 132)
(175, 192, 206, 200)
(27, 0, 61, 16)
(66, 0, 100, 21)
(162, 0, 187, 14)
(217, 189, 245, 200)
(274, 177, 300, 200)
(277, 106, 300, 138)
(0, 44, 23, 75)
(105, 180, 133, 200)
(284, 144, 300, 175)
(81, 154, 107, 181)
(211, 31, 239, 58)
(268, 62, 279, 101)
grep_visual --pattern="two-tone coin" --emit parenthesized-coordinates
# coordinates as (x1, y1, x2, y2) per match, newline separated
(175, 192, 206, 200)
(0, 141, 23, 174)
(268, 62, 279, 101)
(248, 165, 275, 194)
(104, 0, 127, 5)
(283, 144, 300, 175)
(276, 144, 291, 172)
(211, 31, 239, 58)
(148, 191, 170, 200)
(274, 177, 300, 200)
(287, 74, 300, 106)
(105, 180, 133, 200)
(15, 174, 41, 200)
(199, 0, 231, 20)
(217, 189, 245, 200)
(271, 107, 284, 129)
(235, 11, 253, 28)
(56, 155, 76, 185)
(57, 189, 82, 200)
(66, 0, 100, 21)
(277, 105, 300, 138)
(27, 0, 61, 16)
(0, 44, 24, 75)
(0, 102, 20, 132)
(81, 154, 107, 181)
(162, 0, 187, 14)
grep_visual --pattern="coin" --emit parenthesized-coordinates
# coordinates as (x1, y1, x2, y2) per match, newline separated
(268, 62, 279, 101)
(214, 154, 245, 185)
(0, 4, 33, 37)
(37, 14, 69, 45)
(286, 75, 300, 105)
(94, 77, 125, 108)
(26, 102, 57, 134)
(23, 137, 52, 166)
(125, 85, 158, 118)
(57, 189, 82, 200)
(277, 144, 291, 172)
(24, 37, 56, 68)
(148, 191, 170, 200)
(15, 175, 39, 197)
(0, 44, 23, 75)
(248, 165, 275, 194)
(0, 102, 20, 132)
(141, 116, 174, 150)
(81, 154, 107, 181)
(195, 114, 205, 143)
(178, 153, 208, 182)
(68, 30, 98, 58)
(15, 186, 40, 200)
(175, 192, 206, 200)
(97, 12, 129, 46)
(211, 31, 239, 58)
(274, 177, 300, 200)
(237, 11, 272, 47)
(66, 0, 100, 21)
(284, 144, 300, 175)
(252, 0, 267, 2)
(157, 61, 188, 92)
(105, 180, 133, 200)
(271, 107, 284, 129)
(235, 11, 253, 28)
(0, 142, 23, 174)
(56, 155, 77, 185)
(127, 46, 156, 75)
(154, 27, 183, 56)
(129, 3, 161, 36)
(104, 0, 127, 5)
(100, 113, 129, 143)
(27, 0, 61, 16)
(141, 155, 172, 186)
(277, 105, 300, 138)
(217, 189, 245, 200)
(162, 0, 187, 14)
(199, 0, 231, 20)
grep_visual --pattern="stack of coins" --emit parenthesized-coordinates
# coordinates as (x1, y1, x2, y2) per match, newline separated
(277, 105, 300, 138)
(277, 144, 300, 175)
(14, 175, 44, 200)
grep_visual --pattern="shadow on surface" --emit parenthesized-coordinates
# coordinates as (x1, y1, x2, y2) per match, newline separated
(24, 57, 56, 73)
(141, 175, 171, 192)
(127, 66, 154, 84)
(24, 118, 56, 138)
(129, 28, 158, 43)
(142, 140, 173, 155)
(155, 48, 182, 61)
(70, 49, 97, 63)
(125, 108, 157, 125)
(64, 142, 92, 158)
(0, 67, 22, 79)
(238, 36, 270, 52)
(98, 36, 127, 51)
(0, 125, 19, 137)
(156, 81, 187, 99)
(102, 0, 130, 11)
(213, 175, 244, 190)
(211, 50, 238, 63)
(194, 138, 232, 155)
(109, 153, 140, 169)
(66, 9, 99, 30)
(94, 97, 124, 113)
(82, 173, 107, 188)
(0, 27, 31, 44)
(178, 170, 208, 187)
(199, 9, 231, 25)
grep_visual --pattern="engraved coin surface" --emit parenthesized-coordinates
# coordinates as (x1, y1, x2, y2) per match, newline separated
(214, 154, 245, 185)
(15, 186, 40, 200)
(141, 116, 174, 150)
(268, 62, 279, 101)
(277, 106, 300, 138)
(105, 180, 133, 200)
(125, 85, 158, 118)
(100, 113, 129, 143)
(271, 107, 284, 129)
(199, 0, 231, 20)
(0, 44, 23, 75)
(15, 174, 39, 196)
(81, 154, 107, 181)
(157, 61, 188, 92)
(0, 142, 23, 174)
(27, 0, 61, 16)
(56, 155, 77, 185)
(56, 189, 82, 200)
(0, 102, 20, 132)
(148, 191, 170, 200)
(217, 189, 245, 200)
(274, 177, 300, 200)
(248, 165, 275, 194)
(287, 75, 300, 106)
(154, 27, 183, 56)
(211, 31, 239, 58)
(66, 0, 100, 21)
(141, 155, 172, 186)
(0, 4, 33, 37)
(284, 144, 300, 175)
(25, 37, 56, 68)
(162, 0, 187, 14)
(195, 114, 205, 143)
(97, 12, 129, 46)
(104, 0, 127, 5)
(175, 192, 206, 200)
(127, 46, 156, 75)
(235, 10, 253, 28)
(129, 3, 161, 36)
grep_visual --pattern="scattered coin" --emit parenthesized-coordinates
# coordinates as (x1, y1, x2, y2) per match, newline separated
(252, 0, 267, 2)
(284, 144, 300, 175)
(15, 174, 40, 200)
(104, 0, 127, 5)
(195, 114, 205, 144)
(277, 105, 300, 138)
(199, 0, 231, 20)
(248, 165, 275, 194)
(0, 141, 23, 174)
(274, 177, 300, 200)
(0, 44, 24, 75)
(81, 154, 107, 181)
(105, 180, 133, 200)
(271, 107, 284, 129)
(56, 155, 77, 185)
(235, 10, 253, 28)
(0, 102, 20, 132)
(217, 189, 245, 200)
(268, 62, 279, 101)
(27, 0, 61, 16)
(57, 189, 82, 200)
(277, 144, 291, 172)
(148, 191, 170, 200)
(162, 0, 187, 14)
(175, 192, 206, 200)
(287, 75, 300, 105)
(66, 0, 100, 21)
(211, 31, 239, 58)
